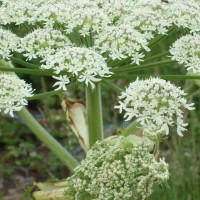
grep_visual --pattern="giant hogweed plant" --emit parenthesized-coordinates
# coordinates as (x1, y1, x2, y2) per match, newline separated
(0, 0, 200, 199)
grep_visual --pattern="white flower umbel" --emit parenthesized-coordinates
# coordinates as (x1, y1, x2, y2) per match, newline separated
(97, 0, 135, 23)
(64, 5, 109, 36)
(128, 0, 200, 33)
(115, 78, 194, 139)
(0, 28, 19, 59)
(0, 73, 34, 117)
(170, 34, 200, 74)
(66, 136, 169, 200)
(120, 6, 171, 37)
(167, 0, 200, 33)
(94, 24, 150, 63)
(18, 28, 72, 60)
(0, 0, 60, 25)
(42, 47, 112, 89)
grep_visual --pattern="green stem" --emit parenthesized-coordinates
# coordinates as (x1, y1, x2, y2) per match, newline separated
(18, 108, 79, 171)
(143, 51, 169, 63)
(27, 83, 77, 100)
(148, 26, 177, 48)
(27, 90, 64, 100)
(11, 57, 40, 68)
(112, 60, 176, 73)
(108, 51, 169, 68)
(125, 121, 141, 136)
(86, 83, 104, 148)
(185, 84, 200, 95)
(153, 141, 160, 156)
(0, 66, 54, 76)
(108, 74, 200, 80)
(107, 58, 130, 68)
(102, 80, 123, 93)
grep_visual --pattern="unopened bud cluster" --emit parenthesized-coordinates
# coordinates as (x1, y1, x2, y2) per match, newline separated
(67, 136, 169, 200)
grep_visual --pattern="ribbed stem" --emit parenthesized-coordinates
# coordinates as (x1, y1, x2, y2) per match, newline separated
(86, 83, 104, 148)
(18, 108, 79, 171)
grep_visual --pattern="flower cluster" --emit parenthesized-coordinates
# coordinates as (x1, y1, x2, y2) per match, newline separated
(0, 28, 19, 59)
(170, 34, 200, 74)
(0, 0, 63, 25)
(17, 28, 72, 60)
(115, 77, 194, 139)
(42, 47, 112, 89)
(63, 4, 109, 36)
(0, 73, 34, 117)
(166, 0, 200, 33)
(66, 136, 169, 200)
(120, 6, 171, 36)
(97, 0, 135, 23)
(94, 24, 150, 63)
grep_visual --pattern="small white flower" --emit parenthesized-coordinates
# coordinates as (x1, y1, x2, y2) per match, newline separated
(52, 75, 70, 91)
(115, 77, 195, 139)
(0, 73, 34, 117)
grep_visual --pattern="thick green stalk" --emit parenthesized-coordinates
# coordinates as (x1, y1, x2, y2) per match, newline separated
(86, 83, 104, 148)
(18, 108, 79, 171)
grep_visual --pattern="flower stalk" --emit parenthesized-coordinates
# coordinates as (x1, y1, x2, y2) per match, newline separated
(18, 107, 79, 171)
(112, 60, 176, 73)
(86, 83, 104, 148)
